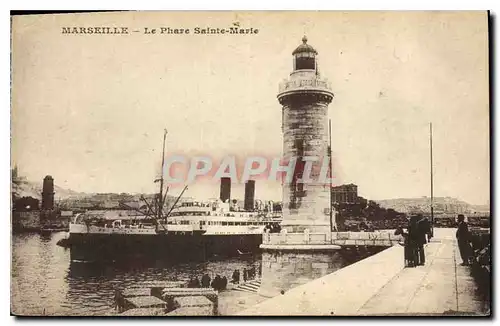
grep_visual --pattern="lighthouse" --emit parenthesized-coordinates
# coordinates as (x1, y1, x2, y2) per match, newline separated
(277, 36, 334, 234)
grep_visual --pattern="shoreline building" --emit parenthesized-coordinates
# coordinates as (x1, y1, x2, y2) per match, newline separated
(331, 184, 358, 205)
(277, 36, 334, 233)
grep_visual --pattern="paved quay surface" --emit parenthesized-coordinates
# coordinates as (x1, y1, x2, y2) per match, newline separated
(218, 288, 269, 315)
(237, 228, 489, 316)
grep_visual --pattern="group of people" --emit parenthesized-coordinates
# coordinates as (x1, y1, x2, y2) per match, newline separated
(264, 223, 281, 233)
(231, 267, 257, 283)
(186, 267, 259, 292)
(396, 214, 475, 268)
(395, 214, 432, 267)
(187, 274, 228, 291)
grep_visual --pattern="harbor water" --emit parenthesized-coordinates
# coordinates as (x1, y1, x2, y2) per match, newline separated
(11, 232, 373, 316)
(11, 232, 263, 316)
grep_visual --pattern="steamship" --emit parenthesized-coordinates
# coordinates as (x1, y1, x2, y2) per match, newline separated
(66, 196, 281, 262)
(62, 130, 282, 262)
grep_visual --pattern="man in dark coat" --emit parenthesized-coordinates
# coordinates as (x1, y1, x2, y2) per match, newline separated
(395, 226, 412, 267)
(211, 275, 221, 291)
(201, 274, 211, 288)
(242, 268, 248, 282)
(232, 269, 240, 284)
(221, 276, 228, 290)
(249, 267, 256, 279)
(187, 277, 196, 288)
(456, 214, 472, 266)
(407, 216, 420, 266)
(418, 217, 432, 244)
(415, 215, 428, 265)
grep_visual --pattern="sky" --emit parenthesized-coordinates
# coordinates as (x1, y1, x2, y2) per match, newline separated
(11, 11, 489, 205)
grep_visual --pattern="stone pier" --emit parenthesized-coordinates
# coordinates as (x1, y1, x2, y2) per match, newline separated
(237, 228, 490, 316)
(259, 250, 347, 298)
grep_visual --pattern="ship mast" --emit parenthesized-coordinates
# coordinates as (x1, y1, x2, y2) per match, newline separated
(429, 122, 434, 237)
(119, 128, 172, 228)
(158, 128, 167, 220)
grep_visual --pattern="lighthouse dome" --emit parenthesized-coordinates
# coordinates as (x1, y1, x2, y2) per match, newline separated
(292, 36, 317, 71)
(292, 36, 318, 55)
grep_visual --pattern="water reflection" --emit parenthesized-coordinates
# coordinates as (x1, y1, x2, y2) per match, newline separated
(11, 232, 70, 315)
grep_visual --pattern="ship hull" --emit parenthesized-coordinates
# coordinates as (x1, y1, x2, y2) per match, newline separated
(67, 232, 263, 262)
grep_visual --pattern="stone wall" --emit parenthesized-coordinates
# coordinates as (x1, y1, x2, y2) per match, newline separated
(259, 250, 347, 297)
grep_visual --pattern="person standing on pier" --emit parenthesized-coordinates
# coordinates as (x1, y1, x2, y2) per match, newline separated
(456, 214, 472, 266)
(395, 227, 412, 267)
(211, 275, 222, 291)
(221, 276, 228, 290)
(249, 267, 256, 279)
(232, 269, 240, 284)
(243, 268, 248, 282)
(415, 214, 427, 265)
(421, 216, 432, 241)
(201, 274, 211, 288)
(407, 216, 421, 267)
(114, 289, 124, 312)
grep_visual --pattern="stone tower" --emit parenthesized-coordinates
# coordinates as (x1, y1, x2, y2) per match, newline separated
(41, 175, 55, 210)
(277, 36, 334, 233)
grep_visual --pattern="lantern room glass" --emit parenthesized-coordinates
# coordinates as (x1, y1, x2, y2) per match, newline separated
(294, 52, 316, 71)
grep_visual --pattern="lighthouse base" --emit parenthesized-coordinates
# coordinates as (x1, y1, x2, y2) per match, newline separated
(281, 219, 333, 234)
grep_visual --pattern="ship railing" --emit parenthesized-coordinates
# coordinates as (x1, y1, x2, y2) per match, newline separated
(166, 224, 195, 232)
(262, 231, 403, 245)
(172, 206, 212, 213)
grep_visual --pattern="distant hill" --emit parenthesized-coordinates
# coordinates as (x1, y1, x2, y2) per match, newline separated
(11, 170, 277, 211)
(12, 174, 86, 201)
(11, 170, 180, 210)
(375, 197, 489, 215)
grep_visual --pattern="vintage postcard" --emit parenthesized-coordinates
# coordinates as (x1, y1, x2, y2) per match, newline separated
(11, 11, 490, 316)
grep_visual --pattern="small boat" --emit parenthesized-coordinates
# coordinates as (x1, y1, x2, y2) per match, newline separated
(56, 238, 71, 248)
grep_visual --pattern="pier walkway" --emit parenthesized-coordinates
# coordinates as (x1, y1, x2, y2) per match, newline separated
(237, 228, 489, 316)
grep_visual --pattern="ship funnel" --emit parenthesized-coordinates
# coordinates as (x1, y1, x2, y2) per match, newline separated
(244, 180, 256, 211)
(219, 177, 231, 203)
